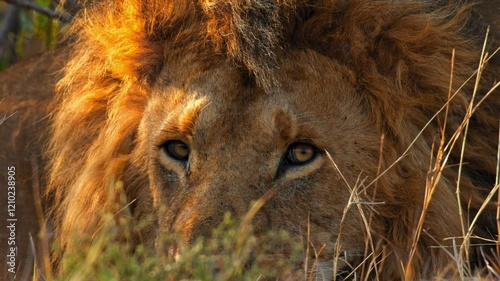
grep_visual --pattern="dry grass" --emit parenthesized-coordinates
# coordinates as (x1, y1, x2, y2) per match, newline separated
(327, 35, 500, 280)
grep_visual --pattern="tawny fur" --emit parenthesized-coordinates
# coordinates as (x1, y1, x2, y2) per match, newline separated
(3, 0, 494, 279)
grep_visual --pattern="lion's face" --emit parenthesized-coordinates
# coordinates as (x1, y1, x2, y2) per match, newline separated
(132, 50, 385, 262)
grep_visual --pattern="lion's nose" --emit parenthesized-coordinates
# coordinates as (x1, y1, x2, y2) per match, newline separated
(172, 176, 271, 244)
(184, 215, 219, 243)
(174, 201, 236, 244)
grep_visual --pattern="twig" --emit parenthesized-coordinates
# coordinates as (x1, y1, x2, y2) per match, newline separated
(2, 0, 73, 23)
(0, 5, 20, 62)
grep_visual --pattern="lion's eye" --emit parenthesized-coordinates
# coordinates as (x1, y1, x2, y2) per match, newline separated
(283, 143, 317, 166)
(162, 140, 190, 162)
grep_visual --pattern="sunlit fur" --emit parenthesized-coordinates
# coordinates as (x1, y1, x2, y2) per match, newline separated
(46, 0, 498, 279)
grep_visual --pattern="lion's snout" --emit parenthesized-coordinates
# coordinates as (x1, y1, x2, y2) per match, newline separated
(175, 211, 223, 243)
(170, 182, 269, 244)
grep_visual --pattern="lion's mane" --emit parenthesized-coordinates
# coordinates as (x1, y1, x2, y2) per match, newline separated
(47, 0, 498, 278)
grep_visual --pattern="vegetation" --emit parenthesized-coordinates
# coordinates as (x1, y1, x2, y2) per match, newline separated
(0, 0, 70, 70)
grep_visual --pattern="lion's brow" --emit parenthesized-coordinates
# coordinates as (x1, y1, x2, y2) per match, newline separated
(273, 109, 296, 142)
(158, 98, 208, 142)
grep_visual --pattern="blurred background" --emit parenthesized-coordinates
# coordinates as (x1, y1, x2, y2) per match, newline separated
(0, 0, 81, 70)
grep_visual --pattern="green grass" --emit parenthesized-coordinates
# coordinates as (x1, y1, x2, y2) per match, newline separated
(50, 212, 303, 281)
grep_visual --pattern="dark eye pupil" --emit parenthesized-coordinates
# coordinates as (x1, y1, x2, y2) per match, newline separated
(286, 143, 316, 165)
(164, 141, 189, 161)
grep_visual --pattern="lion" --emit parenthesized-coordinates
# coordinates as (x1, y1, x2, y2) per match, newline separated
(1, 0, 498, 279)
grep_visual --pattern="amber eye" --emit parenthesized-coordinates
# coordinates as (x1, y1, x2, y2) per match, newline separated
(162, 141, 190, 162)
(283, 143, 317, 166)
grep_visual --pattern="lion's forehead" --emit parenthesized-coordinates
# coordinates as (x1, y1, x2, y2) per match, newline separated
(155, 87, 294, 150)
(155, 50, 361, 120)
(144, 51, 380, 156)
